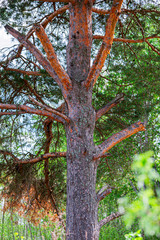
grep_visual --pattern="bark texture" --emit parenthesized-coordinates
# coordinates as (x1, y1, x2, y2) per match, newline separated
(65, 1, 100, 239)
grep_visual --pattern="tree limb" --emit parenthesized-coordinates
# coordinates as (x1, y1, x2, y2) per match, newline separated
(96, 185, 112, 202)
(42, 5, 69, 29)
(0, 150, 20, 163)
(84, 0, 123, 89)
(99, 212, 123, 229)
(145, 39, 160, 55)
(93, 35, 160, 44)
(0, 103, 65, 123)
(4, 25, 71, 98)
(17, 152, 66, 164)
(29, 96, 70, 123)
(2, 5, 69, 66)
(94, 121, 145, 160)
(23, 79, 46, 105)
(92, 7, 160, 15)
(0, 150, 66, 164)
(4, 67, 42, 76)
(96, 93, 124, 121)
(34, 24, 72, 92)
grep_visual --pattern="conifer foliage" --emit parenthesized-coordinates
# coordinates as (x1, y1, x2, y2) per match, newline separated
(0, 0, 159, 239)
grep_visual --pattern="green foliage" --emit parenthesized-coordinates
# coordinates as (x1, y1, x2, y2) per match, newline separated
(119, 151, 160, 237)
(125, 230, 143, 240)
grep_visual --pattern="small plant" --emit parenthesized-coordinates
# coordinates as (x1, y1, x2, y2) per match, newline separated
(119, 151, 160, 237)
(125, 230, 143, 240)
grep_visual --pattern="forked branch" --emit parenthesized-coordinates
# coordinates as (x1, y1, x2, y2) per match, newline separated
(0, 103, 65, 123)
(29, 96, 70, 123)
(4, 25, 71, 98)
(94, 121, 145, 160)
(3, 5, 69, 66)
(96, 93, 124, 121)
(84, 0, 123, 89)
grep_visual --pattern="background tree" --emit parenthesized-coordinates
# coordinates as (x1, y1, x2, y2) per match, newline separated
(0, 0, 159, 239)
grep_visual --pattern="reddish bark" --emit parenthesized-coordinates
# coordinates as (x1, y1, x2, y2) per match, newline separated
(4, 68, 42, 76)
(0, 103, 65, 123)
(4, 25, 70, 99)
(84, 0, 123, 89)
(34, 24, 72, 92)
(94, 121, 145, 160)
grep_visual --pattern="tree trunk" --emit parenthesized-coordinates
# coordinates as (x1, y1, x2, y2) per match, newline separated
(65, 1, 100, 239)
(65, 83, 99, 240)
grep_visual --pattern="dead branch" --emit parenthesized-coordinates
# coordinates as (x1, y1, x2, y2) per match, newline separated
(4, 67, 42, 76)
(93, 35, 160, 43)
(29, 96, 70, 123)
(99, 211, 123, 229)
(96, 93, 124, 121)
(145, 40, 160, 55)
(0, 103, 65, 123)
(4, 25, 69, 95)
(0, 150, 20, 163)
(17, 152, 66, 164)
(23, 79, 46, 105)
(96, 185, 112, 203)
(92, 7, 160, 15)
(94, 121, 145, 160)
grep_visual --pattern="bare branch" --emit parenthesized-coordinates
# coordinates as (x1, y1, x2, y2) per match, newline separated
(29, 96, 70, 123)
(145, 40, 160, 55)
(0, 150, 20, 163)
(4, 67, 42, 76)
(99, 212, 123, 229)
(2, 5, 69, 66)
(23, 79, 46, 105)
(92, 7, 110, 15)
(92, 7, 160, 15)
(34, 24, 72, 92)
(0, 111, 25, 116)
(84, 0, 123, 89)
(93, 35, 160, 43)
(4, 25, 71, 97)
(94, 121, 145, 160)
(18, 152, 66, 164)
(96, 185, 112, 202)
(42, 5, 69, 29)
(0, 149, 66, 165)
(0, 103, 65, 123)
(96, 93, 124, 121)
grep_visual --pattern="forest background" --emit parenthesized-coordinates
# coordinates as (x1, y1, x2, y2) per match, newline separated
(0, 0, 160, 239)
